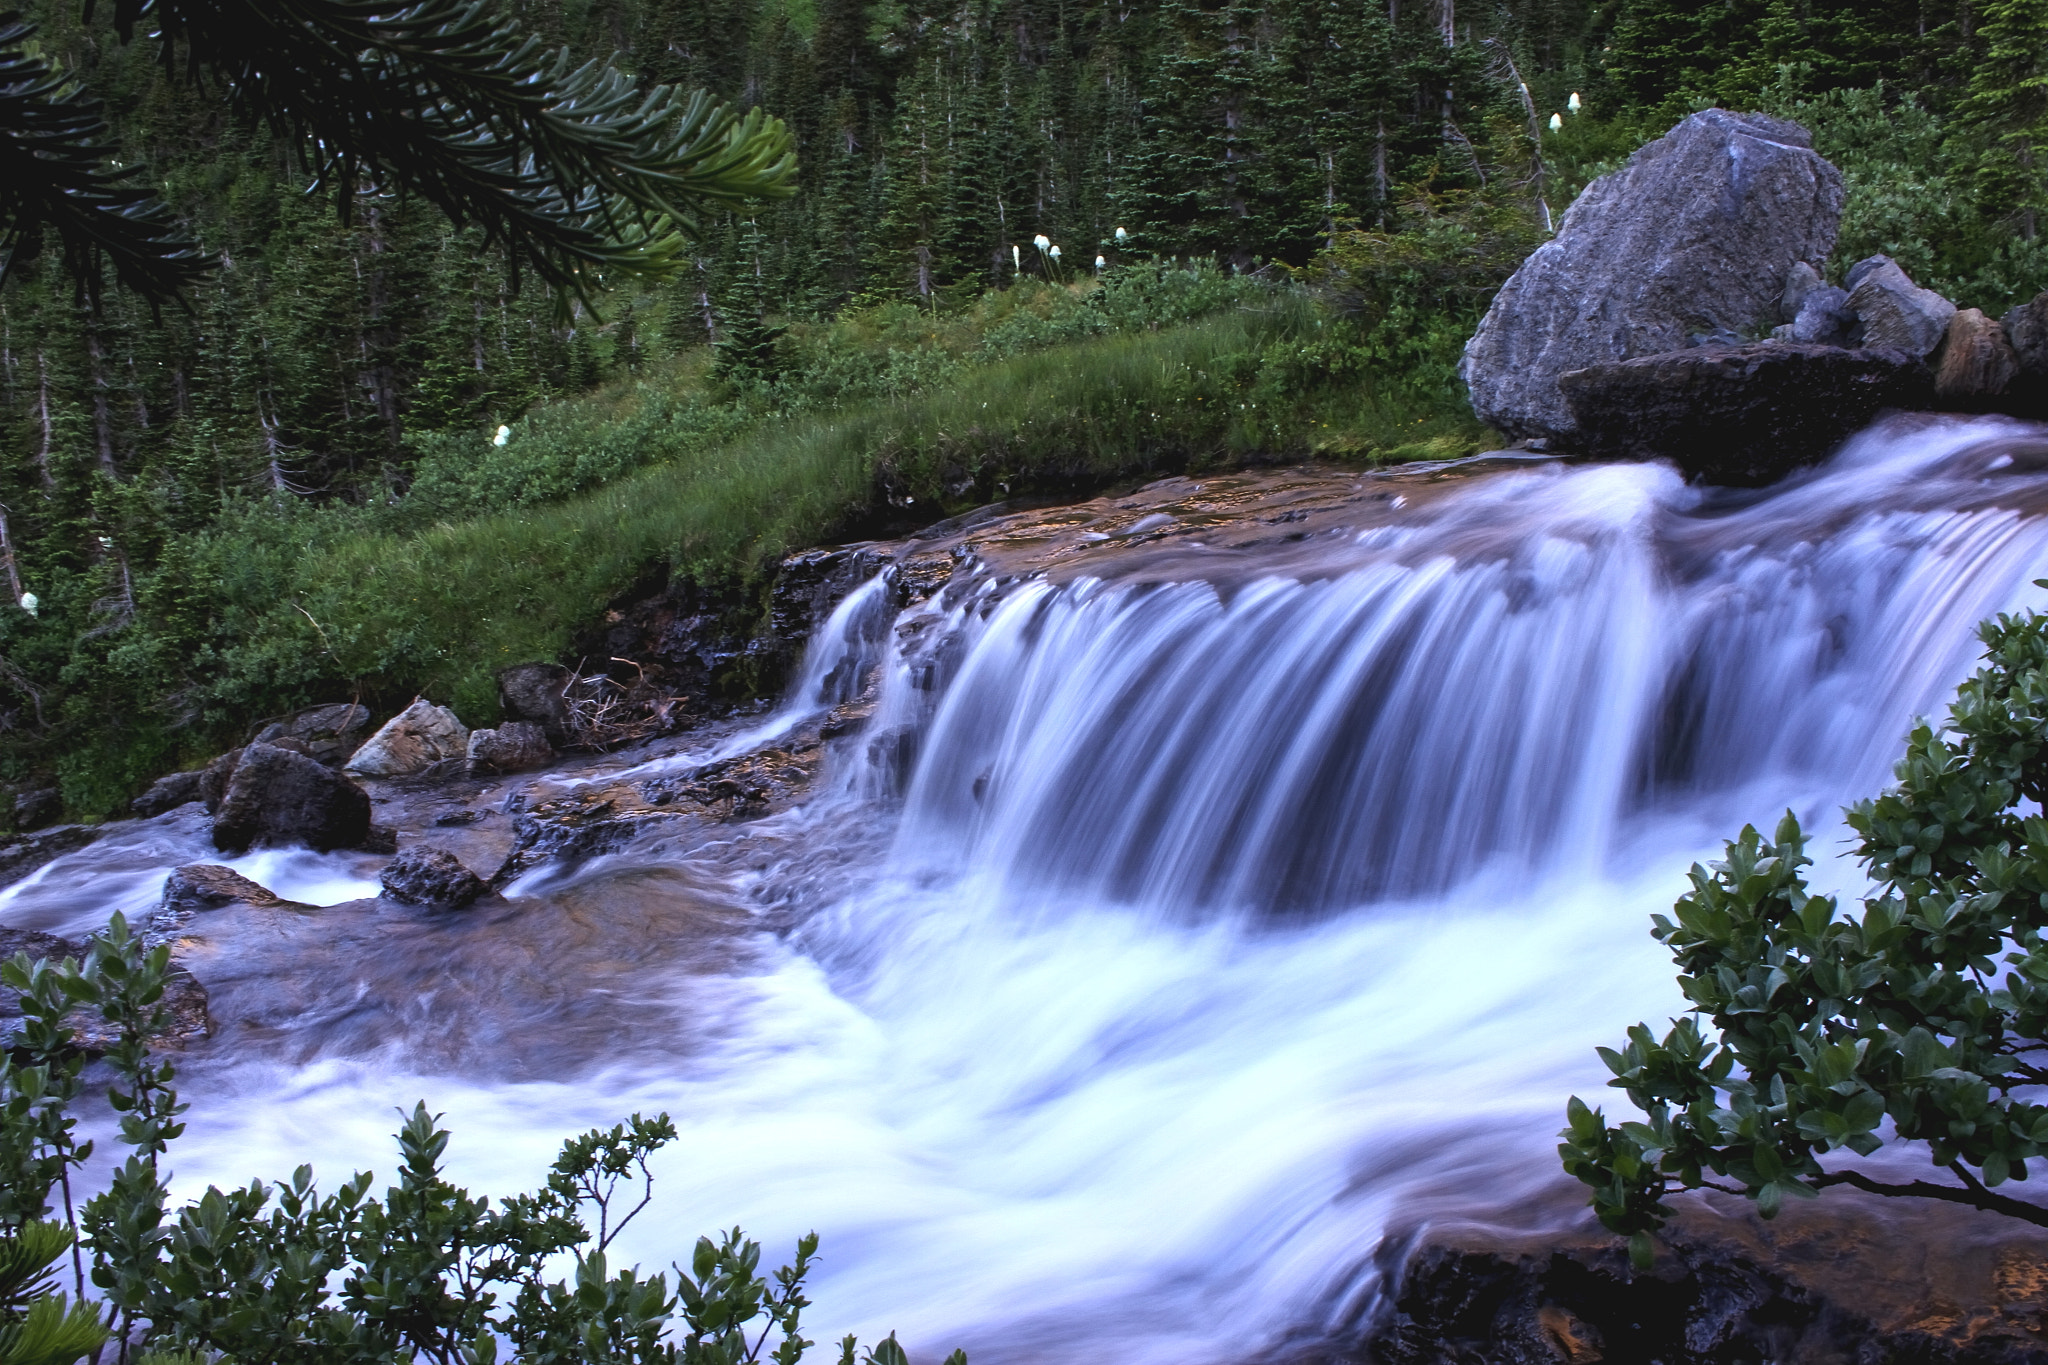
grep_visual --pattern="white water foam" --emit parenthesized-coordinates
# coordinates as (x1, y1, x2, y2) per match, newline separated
(11, 415, 2048, 1362)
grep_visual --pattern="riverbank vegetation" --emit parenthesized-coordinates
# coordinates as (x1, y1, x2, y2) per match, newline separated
(3, 0, 2047, 819)
(0, 915, 946, 1365)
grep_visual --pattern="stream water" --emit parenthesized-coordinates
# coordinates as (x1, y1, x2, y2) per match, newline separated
(8, 415, 2048, 1361)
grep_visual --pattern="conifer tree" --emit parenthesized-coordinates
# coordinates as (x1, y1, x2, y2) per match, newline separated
(1959, 0, 2048, 242)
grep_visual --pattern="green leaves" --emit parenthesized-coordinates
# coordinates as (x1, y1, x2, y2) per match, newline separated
(3, 0, 798, 309)
(1565, 608, 2048, 1239)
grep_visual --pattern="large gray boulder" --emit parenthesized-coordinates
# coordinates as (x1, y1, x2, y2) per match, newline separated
(1462, 110, 1845, 443)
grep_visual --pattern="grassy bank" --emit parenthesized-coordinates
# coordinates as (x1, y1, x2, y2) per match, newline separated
(22, 286, 1487, 816)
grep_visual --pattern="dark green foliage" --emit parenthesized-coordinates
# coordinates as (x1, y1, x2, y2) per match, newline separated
(1562, 601, 2048, 1264)
(0, 917, 963, 1365)
(1, 0, 798, 308)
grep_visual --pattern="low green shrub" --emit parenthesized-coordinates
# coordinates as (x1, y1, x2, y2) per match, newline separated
(1563, 602, 2048, 1264)
(0, 917, 962, 1365)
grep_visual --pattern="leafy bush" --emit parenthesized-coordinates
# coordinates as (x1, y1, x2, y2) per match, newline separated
(0, 917, 962, 1365)
(1562, 603, 2048, 1265)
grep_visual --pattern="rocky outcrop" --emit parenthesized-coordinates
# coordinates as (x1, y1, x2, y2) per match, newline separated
(1368, 1192, 2048, 1364)
(0, 927, 211, 1051)
(131, 769, 203, 817)
(1558, 344, 1931, 486)
(1847, 255, 1958, 357)
(212, 742, 374, 853)
(378, 847, 490, 908)
(160, 863, 302, 915)
(466, 721, 553, 775)
(343, 699, 469, 777)
(248, 702, 371, 767)
(1462, 110, 1844, 443)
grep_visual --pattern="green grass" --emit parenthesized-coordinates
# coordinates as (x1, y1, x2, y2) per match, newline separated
(16, 282, 1491, 817)
(206, 306, 1484, 729)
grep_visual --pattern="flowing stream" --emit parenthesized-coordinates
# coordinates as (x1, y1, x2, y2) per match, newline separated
(9, 415, 2048, 1361)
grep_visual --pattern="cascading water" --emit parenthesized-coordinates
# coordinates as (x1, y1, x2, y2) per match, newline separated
(8, 415, 2048, 1362)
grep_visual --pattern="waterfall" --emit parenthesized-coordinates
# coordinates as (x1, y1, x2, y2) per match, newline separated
(8, 415, 2048, 1364)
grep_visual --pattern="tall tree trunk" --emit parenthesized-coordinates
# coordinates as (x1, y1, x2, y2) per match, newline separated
(33, 351, 56, 489)
(0, 507, 22, 603)
(84, 315, 117, 476)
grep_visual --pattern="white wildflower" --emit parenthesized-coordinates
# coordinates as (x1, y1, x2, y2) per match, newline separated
(1095, 254, 1107, 270)
(1012, 244, 1021, 272)
(1568, 91, 1582, 113)
(1033, 233, 1051, 251)
(1049, 245, 1061, 259)
(494, 425, 511, 446)
(1548, 112, 1563, 131)
(1114, 226, 1129, 242)
(18, 592, 36, 617)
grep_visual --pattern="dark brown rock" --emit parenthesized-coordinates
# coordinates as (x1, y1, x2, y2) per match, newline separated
(1558, 343, 1932, 486)
(378, 847, 489, 907)
(161, 864, 298, 914)
(0, 927, 211, 1051)
(1935, 307, 2021, 404)
(466, 721, 554, 774)
(11, 788, 59, 832)
(131, 769, 204, 818)
(499, 664, 575, 746)
(199, 747, 243, 815)
(1367, 1190, 2048, 1365)
(212, 742, 373, 854)
(2004, 291, 2048, 417)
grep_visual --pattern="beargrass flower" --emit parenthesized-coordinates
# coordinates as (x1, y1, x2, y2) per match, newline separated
(1114, 226, 1129, 242)
(18, 592, 35, 617)
(494, 425, 511, 446)
(1568, 91, 1582, 113)
(1549, 113, 1563, 131)
(1095, 254, 1107, 270)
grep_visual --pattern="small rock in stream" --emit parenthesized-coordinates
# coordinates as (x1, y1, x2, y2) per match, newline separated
(379, 847, 490, 908)
(162, 864, 302, 914)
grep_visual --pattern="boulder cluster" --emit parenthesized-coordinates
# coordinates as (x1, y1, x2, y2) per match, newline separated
(1462, 108, 2043, 485)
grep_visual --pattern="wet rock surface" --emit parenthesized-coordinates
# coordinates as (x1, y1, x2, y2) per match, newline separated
(0, 927, 212, 1051)
(213, 742, 374, 854)
(131, 769, 203, 817)
(1557, 343, 1932, 485)
(1463, 110, 1845, 443)
(1367, 1190, 2048, 1364)
(162, 864, 303, 914)
(379, 847, 491, 907)
(0, 823, 101, 890)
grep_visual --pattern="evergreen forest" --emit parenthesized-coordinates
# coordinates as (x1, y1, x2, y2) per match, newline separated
(4, 0, 2048, 817)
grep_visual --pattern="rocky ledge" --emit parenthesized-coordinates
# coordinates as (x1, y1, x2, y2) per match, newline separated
(1367, 1188, 2048, 1364)
(1464, 107, 2048, 487)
